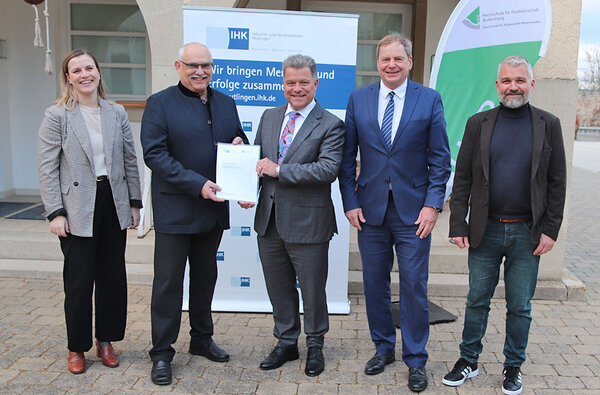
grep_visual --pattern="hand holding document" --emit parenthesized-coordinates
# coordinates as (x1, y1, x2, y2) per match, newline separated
(216, 143, 260, 203)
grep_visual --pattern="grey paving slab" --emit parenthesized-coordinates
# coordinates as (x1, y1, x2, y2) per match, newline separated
(0, 146, 599, 393)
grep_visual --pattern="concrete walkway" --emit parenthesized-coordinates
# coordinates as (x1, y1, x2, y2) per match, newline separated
(0, 141, 599, 394)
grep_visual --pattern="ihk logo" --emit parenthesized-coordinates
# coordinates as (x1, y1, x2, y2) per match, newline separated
(240, 277, 250, 287)
(242, 121, 252, 132)
(206, 27, 250, 50)
(231, 226, 252, 236)
(216, 251, 225, 261)
(228, 28, 249, 50)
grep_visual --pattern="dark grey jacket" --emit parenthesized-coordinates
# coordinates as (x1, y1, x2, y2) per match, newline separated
(449, 105, 567, 248)
(253, 102, 345, 244)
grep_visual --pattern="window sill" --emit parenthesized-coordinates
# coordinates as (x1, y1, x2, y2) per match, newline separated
(116, 101, 146, 109)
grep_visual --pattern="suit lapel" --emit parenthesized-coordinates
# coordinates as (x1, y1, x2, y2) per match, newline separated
(368, 84, 383, 147)
(392, 79, 418, 149)
(67, 105, 95, 170)
(530, 105, 546, 181)
(99, 99, 115, 177)
(270, 105, 287, 162)
(283, 103, 322, 162)
(480, 106, 500, 182)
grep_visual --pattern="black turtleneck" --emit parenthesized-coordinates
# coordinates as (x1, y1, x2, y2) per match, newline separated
(177, 81, 211, 101)
(488, 103, 532, 219)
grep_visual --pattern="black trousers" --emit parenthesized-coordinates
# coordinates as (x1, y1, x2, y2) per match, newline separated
(149, 227, 223, 362)
(59, 180, 127, 352)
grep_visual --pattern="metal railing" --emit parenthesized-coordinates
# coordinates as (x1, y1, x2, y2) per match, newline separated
(578, 126, 600, 137)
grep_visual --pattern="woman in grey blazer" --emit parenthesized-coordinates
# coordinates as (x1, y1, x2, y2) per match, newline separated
(38, 49, 142, 374)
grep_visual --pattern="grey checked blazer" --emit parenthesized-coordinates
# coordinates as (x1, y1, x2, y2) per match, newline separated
(38, 99, 142, 237)
(253, 102, 345, 244)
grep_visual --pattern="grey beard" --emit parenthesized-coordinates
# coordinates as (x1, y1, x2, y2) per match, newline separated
(500, 94, 529, 108)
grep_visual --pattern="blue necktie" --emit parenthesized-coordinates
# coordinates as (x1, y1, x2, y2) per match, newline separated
(381, 91, 395, 149)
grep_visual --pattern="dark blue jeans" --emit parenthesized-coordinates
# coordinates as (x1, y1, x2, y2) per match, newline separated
(459, 220, 540, 367)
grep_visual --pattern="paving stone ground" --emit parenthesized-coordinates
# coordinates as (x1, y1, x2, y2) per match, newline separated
(1, 160, 599, 393)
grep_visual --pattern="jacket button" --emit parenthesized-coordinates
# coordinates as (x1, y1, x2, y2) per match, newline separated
(208, 120, 212, 125)
(388, 154, 392, 159)
(384, 179, 390, 184)
(73, 182, 79, 186)
(123, 176, 126, 180)
(483, 201, 487, 206)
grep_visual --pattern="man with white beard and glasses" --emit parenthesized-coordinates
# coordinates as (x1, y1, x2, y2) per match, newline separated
(141, 42, 248, 385)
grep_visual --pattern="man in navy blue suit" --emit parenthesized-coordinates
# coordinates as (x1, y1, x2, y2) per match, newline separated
(141, 43, 248, 385)
(339, 34, 450, 392)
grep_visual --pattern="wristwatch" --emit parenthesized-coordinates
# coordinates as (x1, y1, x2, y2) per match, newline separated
(275, 165, 280, 176)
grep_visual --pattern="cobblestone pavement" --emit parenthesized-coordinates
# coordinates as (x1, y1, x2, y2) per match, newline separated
(1, 168, 599, 394)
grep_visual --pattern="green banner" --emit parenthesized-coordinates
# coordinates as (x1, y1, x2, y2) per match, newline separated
(429, 0, 552, 194)
(436, 42, 543, 170)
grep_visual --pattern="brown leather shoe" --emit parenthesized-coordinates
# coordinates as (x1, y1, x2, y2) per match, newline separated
(68, 351, 86, 374)
(96, 340, 119, 368)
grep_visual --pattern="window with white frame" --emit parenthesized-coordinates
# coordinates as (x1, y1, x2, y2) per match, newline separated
(68, 0, 149, 100)
(304, 1, 412, 88)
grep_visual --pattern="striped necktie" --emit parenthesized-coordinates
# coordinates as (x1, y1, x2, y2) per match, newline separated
(278, 112, 300, 164)
(381, 91, 395, 149)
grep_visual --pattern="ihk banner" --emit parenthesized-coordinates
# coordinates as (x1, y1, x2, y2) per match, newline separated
(182, 7, 358, 314)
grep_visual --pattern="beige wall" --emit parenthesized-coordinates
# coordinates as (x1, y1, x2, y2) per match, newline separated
(136, 0, 238, 93)
(424, 0, 459, 86)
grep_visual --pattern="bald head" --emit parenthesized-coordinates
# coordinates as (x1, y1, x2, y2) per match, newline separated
(178, 42, 211, 61)
(175, 42, 213, 99)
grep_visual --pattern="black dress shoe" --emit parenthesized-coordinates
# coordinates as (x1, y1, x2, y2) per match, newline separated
(408, 366, 428, 392)
(364, 352, 395, 375)
(151, 360, 172, 386)
(305, 347, 324, 376)
(259, 345, 299, 370)
(189, 339, 230, 362)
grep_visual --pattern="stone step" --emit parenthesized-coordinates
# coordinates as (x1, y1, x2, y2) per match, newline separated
(348, 246, 469, 273)
(0, 258, 580, 302)
(2, 229, 470, 273)
(0, 219, 584, 301)
(0, 225, 154, 265)
(0, 258, 153, 285)
(347, 270, 583, 301)
(347, 218, 470, 273)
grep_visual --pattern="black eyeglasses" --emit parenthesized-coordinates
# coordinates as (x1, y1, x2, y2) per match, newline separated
(178, 60, 213, 71)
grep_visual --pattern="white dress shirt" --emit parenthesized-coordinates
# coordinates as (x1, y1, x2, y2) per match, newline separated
(279, 99, 317, 142)
(377, 79, 408, 144)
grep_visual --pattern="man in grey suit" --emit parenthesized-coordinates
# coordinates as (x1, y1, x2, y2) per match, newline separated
(244, 54, 344, 377)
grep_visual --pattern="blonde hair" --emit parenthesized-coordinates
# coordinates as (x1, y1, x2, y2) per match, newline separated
(56, 49, 107, 110)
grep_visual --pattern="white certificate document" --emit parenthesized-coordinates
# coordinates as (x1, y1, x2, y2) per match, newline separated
(216, 143, 260, 203)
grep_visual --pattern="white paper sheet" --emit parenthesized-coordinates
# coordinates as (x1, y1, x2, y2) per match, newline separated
(216, 143, 260, 203)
